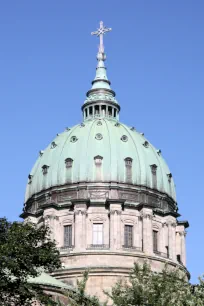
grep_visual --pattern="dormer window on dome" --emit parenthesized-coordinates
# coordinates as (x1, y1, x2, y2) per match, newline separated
(125, 157, 133, 183)
(94, 155, 103, 165)
(42, 165, 49, 175)
(94, 155, 103, 181)
(150, 164, 157, 189)
(167, 173, 172, 183)
(28, 174, 33, 184)
(125, 157, 132, 166)
(65, 158, 73, 168)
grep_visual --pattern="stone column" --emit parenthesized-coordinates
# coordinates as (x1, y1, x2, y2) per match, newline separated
(161, 223, 168, 255)
(134, 218, 140, 249)
(74, 203, 87, 251)
(141, 208, 153, 254)
(110, 203, 122, 251)
(99, 105, 102, 117)
(167, 221, 176, 261)
(105, 105, 108, 117)
(180, 232, 186, 266)
(176, 232, 181, 258)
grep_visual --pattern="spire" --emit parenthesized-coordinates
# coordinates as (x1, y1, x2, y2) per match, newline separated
(91, 21, 112, 90)
(82, 22, 120, 121)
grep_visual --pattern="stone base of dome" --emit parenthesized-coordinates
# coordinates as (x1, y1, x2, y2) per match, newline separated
(51, 251, 189, 304)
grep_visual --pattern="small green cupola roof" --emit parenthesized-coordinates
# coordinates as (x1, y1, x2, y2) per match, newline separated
(82, 21, 120, 121)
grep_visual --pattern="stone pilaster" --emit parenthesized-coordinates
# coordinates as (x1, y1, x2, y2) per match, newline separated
(167, 220, 177, 261)
(74, 203, 87, 250)
(134, 218, 140, 249)
(44, 214, 57, 241)
(160, 223, 167, 254)
(176, 231, 181, 257)
(110, 203, 122, 250)
(180, 231, 186, 266)
(141, 208, 153, 254)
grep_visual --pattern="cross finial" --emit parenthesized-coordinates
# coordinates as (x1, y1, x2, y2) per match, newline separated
(91, 21, 112, 55)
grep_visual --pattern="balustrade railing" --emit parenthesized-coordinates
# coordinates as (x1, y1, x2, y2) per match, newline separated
(59, 246, 74, 252)
(153, 250, 168, 258)
(122, 245, 143, 252)
(86, 244, 110, 250)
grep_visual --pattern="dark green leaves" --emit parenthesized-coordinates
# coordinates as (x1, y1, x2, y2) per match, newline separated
(0, 217, 61, 305)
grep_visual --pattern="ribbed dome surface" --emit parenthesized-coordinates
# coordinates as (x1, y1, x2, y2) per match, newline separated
(25, 118, 176, 202)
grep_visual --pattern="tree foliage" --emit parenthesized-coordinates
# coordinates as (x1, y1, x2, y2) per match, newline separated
(0, 217, 61, 305)
(106, 262, 204, 306)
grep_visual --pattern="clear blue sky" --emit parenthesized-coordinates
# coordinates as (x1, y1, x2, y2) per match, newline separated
(0, 1, 203, 283)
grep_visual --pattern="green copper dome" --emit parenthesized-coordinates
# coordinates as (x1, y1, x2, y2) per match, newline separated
(25, 118, 175, 202)
(25, 23, 176, 204)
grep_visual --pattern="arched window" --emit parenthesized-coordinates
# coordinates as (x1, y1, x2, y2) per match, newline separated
(125, 157, 133, 183)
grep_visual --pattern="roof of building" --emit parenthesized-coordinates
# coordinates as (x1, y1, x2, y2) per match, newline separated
(25, 118, 175, 202)
(28, 271, 72, 290)
(25, 22, 176, 204)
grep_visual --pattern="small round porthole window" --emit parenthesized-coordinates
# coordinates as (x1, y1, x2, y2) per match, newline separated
(70, 136, 78, 143)
(121, 135, 128, 142)
(95, 133, 103, 140)
(97, 121, 102, 126)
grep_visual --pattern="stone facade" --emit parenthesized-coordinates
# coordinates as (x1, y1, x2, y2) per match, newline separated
(23, 183, 189, 303)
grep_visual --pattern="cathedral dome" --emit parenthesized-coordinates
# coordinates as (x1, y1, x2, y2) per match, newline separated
(25, 118, 175, 202)
(23, 23, 189, 304)
(25, 22, 176, 205)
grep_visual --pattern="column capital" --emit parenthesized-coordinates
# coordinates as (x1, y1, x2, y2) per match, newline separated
(140, 212, 153, 220)
(179, 231, 187, 237)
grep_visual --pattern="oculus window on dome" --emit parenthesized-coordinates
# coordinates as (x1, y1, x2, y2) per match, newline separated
(70, 136, 78, 143)
(143, 141, 149, 148)
(95, 133, 103, 140)
(51, 141, 57, 149)
(121, 135, 128, 142)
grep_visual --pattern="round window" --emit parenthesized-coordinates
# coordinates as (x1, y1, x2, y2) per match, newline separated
(121, 135, 128, 142)
(95, 133, 103, 140)
(70, 136, 78, 143)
